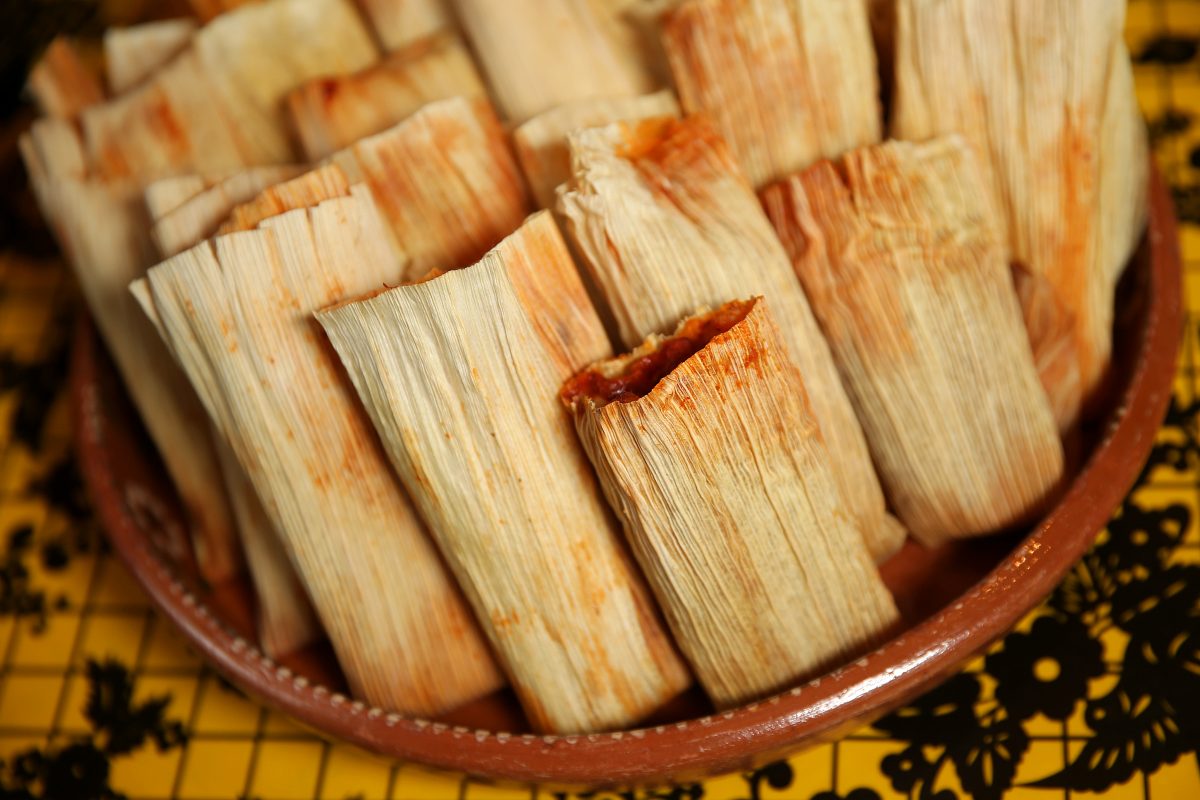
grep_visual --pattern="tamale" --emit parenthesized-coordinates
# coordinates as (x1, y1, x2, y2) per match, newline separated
(26, 38, 104, 119)
(889, 0, 1148, 430)
(81, 0, 379, 180)
(104, 19, 197, 94)
(761, 138, 1064, 546)
(564, 299, 898, 708)
(317, 211, 690, 734)
(358, 0, 456, 51)
(453, 0, 657, 123)
(286, 32, 486, 160)
(18, 169, 243, 582)
(559, 115, 903, 562)
(219, 165, 351, 234)
(142, 187, 502, 715)
(513, 91, 680, 209)
(661, 0, 881, 189)
(150, 167, 303, 257)
(329, 96, 531, 278)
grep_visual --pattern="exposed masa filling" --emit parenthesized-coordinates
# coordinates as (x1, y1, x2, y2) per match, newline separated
(562, 298, 756, 407)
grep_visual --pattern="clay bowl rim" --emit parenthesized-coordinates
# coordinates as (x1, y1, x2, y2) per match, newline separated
(71, 163, 1182, 786)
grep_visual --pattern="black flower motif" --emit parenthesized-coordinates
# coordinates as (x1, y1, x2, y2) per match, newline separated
(984, 616, 1104, 721)
(947, 717, 1028, 800)
(809, 790, 885, 800)
(881, 745, 935, 794)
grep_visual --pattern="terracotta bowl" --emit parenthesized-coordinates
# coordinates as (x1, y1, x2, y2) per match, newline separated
(72, 164, 1182, 786)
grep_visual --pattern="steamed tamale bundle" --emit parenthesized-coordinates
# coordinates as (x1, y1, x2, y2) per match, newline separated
(138, 167, 322, 658)
(149, 166, 303, 257)
(558, 115, 903, 561)
(329, 97, 531, 278)
(359, 0, 456, 51)
(82, 0, 378, 180)
(287, 32, 486, 160)
(889, 0, 1148, 430)
(20, 126, 243, 583)
(104, 19, 197, 94)
(563, 298, 898, 708)
(318, 212, 690, 734)
(762, 138, 1065, 546)
(513, 91, 680, 209)
(140, 187, 503, 715)
(453, 0, 658, 123)
(26, 38, 104, 119)
(661, 0, 881, 189)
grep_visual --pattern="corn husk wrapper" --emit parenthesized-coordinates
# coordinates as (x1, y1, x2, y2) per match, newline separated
(137, 167, 322, 657)
(661, 0, 881, 189)
(219, 165, 351, 234)
(142, 186, 502, 715)
(559, 115, 903, 562)
(27, 37, 104, 119)
(358, 0, 456, 51)
(889, 0, 1149, 430)
(105, 19, 197, 94)
(329, 96, 532, 278)
(762, 138, 1065, 546)
(317, 212, 690, 734)
(82, 0, 378, 181)
(564, 299, 898, 708)
(514, 91, 680, 210)
(150, 167, 303, 257)
(20, 122, 243, 583)
(188, 0, 254, 21)
(453, 0, 657, 123)
(287, 32, 486, 160)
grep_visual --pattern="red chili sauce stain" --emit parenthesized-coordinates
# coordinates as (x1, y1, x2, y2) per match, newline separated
(562, 300, 754, 407)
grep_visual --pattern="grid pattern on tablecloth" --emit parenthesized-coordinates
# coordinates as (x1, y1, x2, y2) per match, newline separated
(0, 0, 1199, 798)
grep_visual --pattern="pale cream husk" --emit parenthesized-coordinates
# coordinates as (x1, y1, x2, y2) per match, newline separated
(19, 122, 242, 582)
(761, 138, 1065, 545)
(142, 187, 502, 715)
(287, 32, 486, 160)
(140, 165, 324, 658)
(513, 91, 680, 209)
(317, 211, 691, 734)
(453, 0, 658, 123)
(81, 0, 378, 180)
(104, 19, 197, 94)
(358, 0, 456, 51)
(328, 96, 532, 279)
(558, 115, 903, 562)
(661, 0, 881, 189)
(888, 0, 1149, 431)
(567, 300, 898, 708)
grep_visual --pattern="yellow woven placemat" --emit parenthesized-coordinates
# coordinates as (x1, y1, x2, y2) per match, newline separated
(1, 1, 1199, 797)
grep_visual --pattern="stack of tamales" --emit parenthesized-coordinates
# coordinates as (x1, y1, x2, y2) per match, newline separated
(20, 0, 1146, 734)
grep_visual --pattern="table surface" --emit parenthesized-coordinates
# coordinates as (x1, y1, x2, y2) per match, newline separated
(2, 1, 1200, 798)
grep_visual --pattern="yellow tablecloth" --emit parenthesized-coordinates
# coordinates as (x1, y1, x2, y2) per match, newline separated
(1, 0, 1199, 797)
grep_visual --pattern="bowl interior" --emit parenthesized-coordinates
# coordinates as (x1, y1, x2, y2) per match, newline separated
(71, 165, 1182, 783)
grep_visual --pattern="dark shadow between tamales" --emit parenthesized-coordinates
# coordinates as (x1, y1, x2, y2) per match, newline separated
(558, 114, 904, 562)
(317, 211, 691, 735)
(887, 0, 1148, 431)
(562, 298, 899, 709)
(140, 186, 503, 716)
(762, 137, 1065, 547)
